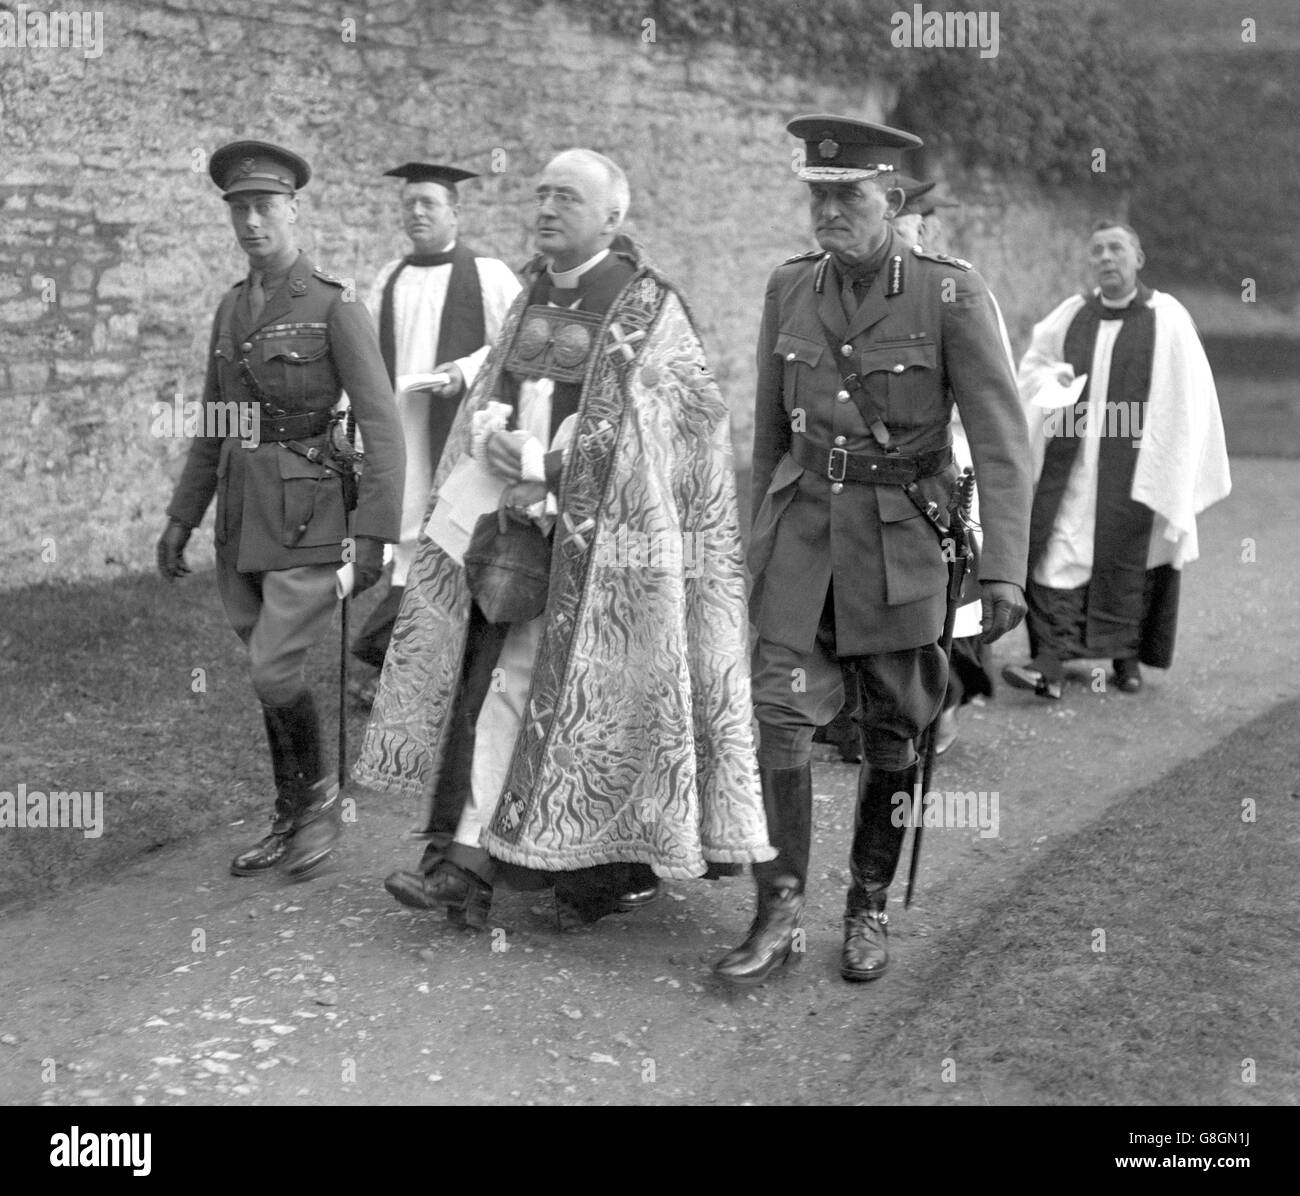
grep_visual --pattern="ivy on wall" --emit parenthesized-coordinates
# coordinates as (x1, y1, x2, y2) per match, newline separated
(548, 0, 1196, 187)
(548, 0, 1292, 303)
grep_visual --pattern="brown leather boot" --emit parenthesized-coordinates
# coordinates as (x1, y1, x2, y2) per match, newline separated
(712, 763, 811, 985)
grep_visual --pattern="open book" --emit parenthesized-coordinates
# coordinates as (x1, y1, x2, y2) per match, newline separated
(396, 372, 452, 393)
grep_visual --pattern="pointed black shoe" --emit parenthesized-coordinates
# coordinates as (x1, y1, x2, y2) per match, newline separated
(554, 864, 628, 928)
(615, 862, 661, 911)
(384, 869, 436, 909)
(386, 860, 493, 928)
(1113, 658, 1143, 693)
(1002, 663, 1062, 701)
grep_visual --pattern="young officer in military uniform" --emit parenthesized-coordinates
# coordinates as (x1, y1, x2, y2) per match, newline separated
(156, 141, 404, 880)
(714, 116, 1032, 985)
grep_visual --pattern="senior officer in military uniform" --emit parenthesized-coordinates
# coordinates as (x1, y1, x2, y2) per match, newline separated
(714, 117, 1031, 985)
(156, 141, 404, 880)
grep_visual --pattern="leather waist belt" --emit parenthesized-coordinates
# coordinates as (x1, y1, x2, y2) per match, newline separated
(258, 408, 333, 443)
(791, 435, 951, 485)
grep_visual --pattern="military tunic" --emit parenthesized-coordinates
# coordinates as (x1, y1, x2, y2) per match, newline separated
(168, 252, 404, 573)
(749, 227, 1032, 660)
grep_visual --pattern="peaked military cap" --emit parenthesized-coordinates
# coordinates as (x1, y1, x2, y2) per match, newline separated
(788, 114, 922, 183)
(210, 140, 310, 197)
(384, 163, 479, 187)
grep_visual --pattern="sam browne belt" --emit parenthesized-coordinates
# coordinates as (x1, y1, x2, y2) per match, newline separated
(791, 434, 951, 486)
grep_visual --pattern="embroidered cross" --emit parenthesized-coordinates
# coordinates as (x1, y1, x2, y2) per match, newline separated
(561, 512, 596, 552)
(605, 322, 645, 363)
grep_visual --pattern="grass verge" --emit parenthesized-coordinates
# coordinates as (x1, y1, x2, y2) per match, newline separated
(0, 570, 381, 908)
(861, 696, 1300, 1105)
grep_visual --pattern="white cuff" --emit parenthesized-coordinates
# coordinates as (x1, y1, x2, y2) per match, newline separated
(519, 436, 546, 483)
(458, 345, 490, 394)
(469, 401, 513, 460)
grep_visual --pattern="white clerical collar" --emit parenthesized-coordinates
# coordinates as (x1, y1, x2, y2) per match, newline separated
(1099, 287, 1139, 308)
(547, 248, 609, 289)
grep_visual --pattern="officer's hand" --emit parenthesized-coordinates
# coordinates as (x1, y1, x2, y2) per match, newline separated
(352, 536, 386, 596)
(501, 481, 549, 525)
(485, 429, 530, 481)
(156, 519, 192, 582)
(427, 362, 464, 399)
(979, 580, 1026, 644)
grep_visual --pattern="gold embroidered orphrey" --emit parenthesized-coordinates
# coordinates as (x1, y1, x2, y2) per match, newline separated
(506, 305, 604, 384)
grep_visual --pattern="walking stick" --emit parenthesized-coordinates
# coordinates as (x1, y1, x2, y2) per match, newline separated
(905, 467, 976, 908)
(332, 409, 362, 791)
(339, 549, 349, 790)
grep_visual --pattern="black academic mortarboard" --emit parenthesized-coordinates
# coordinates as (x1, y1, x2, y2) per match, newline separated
(787, 114, 922, 182)
(901, 183, 960, 218)
(384, 163, 479, 187)
(209, 140, 311, 197)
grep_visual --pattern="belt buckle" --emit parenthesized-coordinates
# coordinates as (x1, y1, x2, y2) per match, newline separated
(827, 447, 848, 483)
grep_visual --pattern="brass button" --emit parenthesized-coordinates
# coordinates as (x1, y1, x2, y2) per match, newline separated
(841, 344, 853, 357)
(241, 342, 253, 353)
(830, 482, 844, 494)
(834, 435, 847, 446)
(893, 363, 904, 373)
(786, 352, 797, 362)
(835, 391, 850, 404)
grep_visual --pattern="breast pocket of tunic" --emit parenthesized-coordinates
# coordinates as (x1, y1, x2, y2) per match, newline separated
(278, 446, 345, 549)
(773, 330, 824, 419)
(861, 338, 940, 429)
(254, 331, 332, 408)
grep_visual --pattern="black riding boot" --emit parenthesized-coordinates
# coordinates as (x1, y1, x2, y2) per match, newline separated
(712, 763, 812, 985)
(232, 693, 320, 876)
(840, 759, 914, 981)
(270, 692, 339, 880)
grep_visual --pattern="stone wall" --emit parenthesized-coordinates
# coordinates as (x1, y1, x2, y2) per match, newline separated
(0, 0, 1115, 587)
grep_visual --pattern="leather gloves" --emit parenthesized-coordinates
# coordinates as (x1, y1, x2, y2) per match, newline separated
(157, 519, 192, 581)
